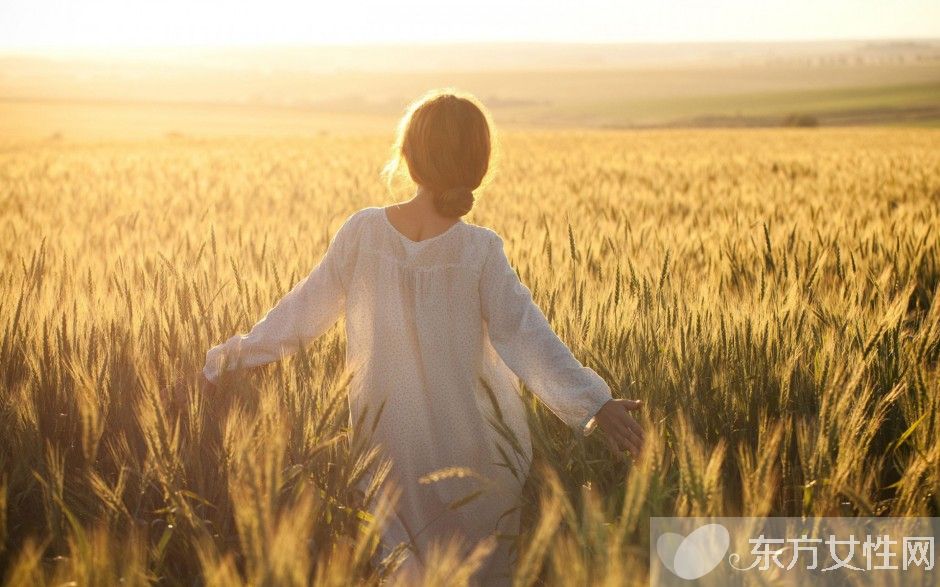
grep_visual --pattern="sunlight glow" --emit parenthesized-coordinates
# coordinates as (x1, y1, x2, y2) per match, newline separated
(1, 0, 938, 50)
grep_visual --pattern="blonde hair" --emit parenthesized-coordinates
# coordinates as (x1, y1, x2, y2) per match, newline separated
(381, 88, 497, 218)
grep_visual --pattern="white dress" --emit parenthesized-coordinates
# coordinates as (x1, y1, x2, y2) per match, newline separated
(203, 206, 613, 584)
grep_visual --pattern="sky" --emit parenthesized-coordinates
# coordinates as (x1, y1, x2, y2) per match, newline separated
(1, 0, 938, 49)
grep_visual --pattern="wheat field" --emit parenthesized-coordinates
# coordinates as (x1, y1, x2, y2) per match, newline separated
(0, 128, 938, 585)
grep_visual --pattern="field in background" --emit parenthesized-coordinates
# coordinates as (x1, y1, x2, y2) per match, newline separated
(2, 40, 940, 140)
(1, 127, 938, 585)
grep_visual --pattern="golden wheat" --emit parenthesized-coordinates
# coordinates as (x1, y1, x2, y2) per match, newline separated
(1, 128, 938, 585)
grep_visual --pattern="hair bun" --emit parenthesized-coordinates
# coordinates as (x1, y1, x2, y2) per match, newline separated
(434, 186, 475, 218)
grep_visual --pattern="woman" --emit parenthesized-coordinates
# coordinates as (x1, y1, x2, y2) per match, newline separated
(195, 89, 645, 585)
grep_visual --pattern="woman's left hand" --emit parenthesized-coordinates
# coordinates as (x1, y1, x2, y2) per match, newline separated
(594, 398, 646, 458)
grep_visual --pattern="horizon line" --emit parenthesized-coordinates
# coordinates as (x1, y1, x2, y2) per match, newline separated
(1, 36, 938, 55)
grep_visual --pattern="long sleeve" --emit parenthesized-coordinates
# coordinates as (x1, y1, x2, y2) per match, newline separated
(202, 213, 356, 384)
(479, 232, 612, 436)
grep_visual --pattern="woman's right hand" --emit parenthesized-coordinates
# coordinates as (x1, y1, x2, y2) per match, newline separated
(197, 371, 216, 395)
(165, 371, 217, 412)
(595, 398, 646, 458)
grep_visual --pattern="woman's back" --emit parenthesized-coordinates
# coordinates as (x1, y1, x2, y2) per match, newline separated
(203, 204, 613, 584)
(341, 206, 533, 583)
(342, 204, 530, 475)
(199, 89, 641, 586)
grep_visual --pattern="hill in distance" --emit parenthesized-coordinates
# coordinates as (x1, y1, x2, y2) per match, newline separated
(1, 40, 938, 139)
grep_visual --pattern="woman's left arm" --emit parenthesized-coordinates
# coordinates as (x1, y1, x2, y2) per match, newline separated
(479, 231, 645, 456)
(202, 212, 357, 384)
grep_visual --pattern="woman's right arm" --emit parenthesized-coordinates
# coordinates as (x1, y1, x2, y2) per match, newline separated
(202, 211, 359, 384)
